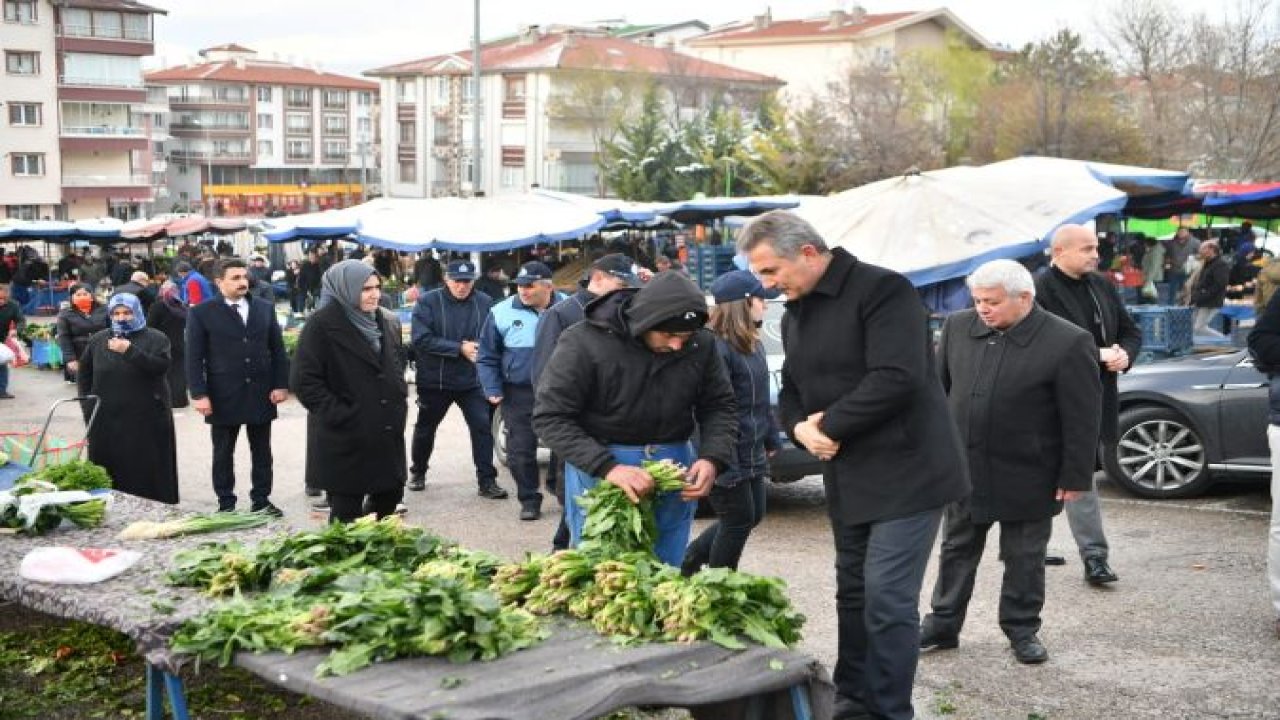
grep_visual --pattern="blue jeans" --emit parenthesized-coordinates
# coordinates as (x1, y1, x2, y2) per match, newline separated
(564, 441, 696, 567)
(0, 362, 8, 393)
(831, 508, 943, 720)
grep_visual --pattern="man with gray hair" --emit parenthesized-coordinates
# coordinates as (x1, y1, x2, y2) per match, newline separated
(740, 210, 969, 720)
(921, 259, 1102, 664)
(1035, 224, 1141, 585)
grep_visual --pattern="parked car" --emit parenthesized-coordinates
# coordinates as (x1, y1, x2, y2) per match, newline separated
(1106, 348, 1271, 498)
(493, 300, 823, 483)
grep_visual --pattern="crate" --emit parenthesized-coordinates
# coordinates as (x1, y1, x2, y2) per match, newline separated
(686, 245, 738, 291)
(1127, 306, 1193, 354)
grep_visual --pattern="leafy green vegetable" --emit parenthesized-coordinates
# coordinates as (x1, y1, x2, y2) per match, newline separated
(18, 460, 112, 491)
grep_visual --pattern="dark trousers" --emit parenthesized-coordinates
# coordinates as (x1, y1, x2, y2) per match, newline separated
(923, 499, 1052, 643)
(328, 489, 403, 523)
(289, 289, 307, 314)
(211, 422, 273, 508)
(410, 387, 497, 486)
(683, 474, 767, 573)
(832, 507, 942, 720)
(502, 383, 541, 507)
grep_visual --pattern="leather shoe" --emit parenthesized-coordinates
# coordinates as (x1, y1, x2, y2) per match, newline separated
(407, 474, 426, 491)
(1044, 554, 1067, 566)
(304, 485, 322, 498)
(1011, 636, 1048, 664)
(478, 484, 509, 500)
(919, 625, 959, 651)
(1084, 556, 1119, 585)
(520, 504, 541, 521)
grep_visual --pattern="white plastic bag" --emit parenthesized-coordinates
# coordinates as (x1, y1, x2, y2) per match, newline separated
(19, 546, 142, 584)
(0, 341, 13, 366)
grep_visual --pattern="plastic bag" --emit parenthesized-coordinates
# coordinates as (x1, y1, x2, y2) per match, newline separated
(3, 337, 27, 367)
(19, 546, 142, 584)
(0, 341, 13, 366)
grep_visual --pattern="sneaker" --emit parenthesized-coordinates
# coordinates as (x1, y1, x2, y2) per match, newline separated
(250, 501, 284, 518)
(304, 485, 322, 498)
(394, 502, 409, 516)
(520, 504, 541, 521)
(477, 483, 509, 500)
(0, 392, 14, 400)
(407, 474, 426, 491)
(309, 495, 330, 511)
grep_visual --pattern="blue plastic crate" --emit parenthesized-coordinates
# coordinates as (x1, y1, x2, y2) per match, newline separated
(1127, 306, 1193, 353)
(686, 246, 738, 290)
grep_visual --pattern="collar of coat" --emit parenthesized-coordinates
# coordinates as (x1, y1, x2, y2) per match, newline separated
(808, 247, 857, 299)
(967, 305, 1047, 347)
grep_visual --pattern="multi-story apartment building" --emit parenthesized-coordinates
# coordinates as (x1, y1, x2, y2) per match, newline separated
(686, 7, 992, 102)
(146, 44, 380, 216)
(2, 0, 165, 221)
(365, 26, 782, 199)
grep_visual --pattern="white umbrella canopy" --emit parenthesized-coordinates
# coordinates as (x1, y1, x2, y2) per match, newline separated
(795, 159, 1128, 286)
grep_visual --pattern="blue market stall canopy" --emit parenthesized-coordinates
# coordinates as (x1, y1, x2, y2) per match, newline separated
(262, 195, 606, 251)
(1201, 182, 1280, 220)
(530, 188, 662, 225)
(657, 196, 802, 225)
(0, 216, 248, 243)
(796, 156, 1127, 286)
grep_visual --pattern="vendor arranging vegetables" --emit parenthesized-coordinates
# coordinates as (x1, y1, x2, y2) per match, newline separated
(532, 271, 737, 567)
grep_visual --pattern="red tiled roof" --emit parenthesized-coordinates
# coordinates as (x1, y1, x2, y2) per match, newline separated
(366, 33, 781, 86)
(146, 60, 378, 90)
(64, 0, 166, 14)
(690, 12, 917, 44)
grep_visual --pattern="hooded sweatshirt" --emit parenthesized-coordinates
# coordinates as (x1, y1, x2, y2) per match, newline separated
(531, 271, 738, 478)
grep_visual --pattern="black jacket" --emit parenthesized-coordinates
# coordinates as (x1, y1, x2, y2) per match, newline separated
(938, 308, 1102, 523)
(474, 275, 508, 301)
(411, 286, 492, 392)
(714, 336, 781, 485)
(1191, 255, 1230, 309)
(290, 302, 408, 494)
(531, 288, 593, 386)
(185, 296, 290, 425)
(532, 275, 737, 478)
(777, 248, 969, 525)
(56, 305, 108, 364)
(1034, 267, 1142, 442)
(1248, 289, 1280, 425)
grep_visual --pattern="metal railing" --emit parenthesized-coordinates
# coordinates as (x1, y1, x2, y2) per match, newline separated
(170, 121, 250, 131)
(59, 75, 142, 89)
(62, 174, 150, 187)
(169, 149, 251, 162)
(169, 95, 249, 106)
(61, 125, 146, 137)
(60, 23, 152, 42)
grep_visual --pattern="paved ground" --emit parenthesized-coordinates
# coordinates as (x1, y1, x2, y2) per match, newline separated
(4, 346, 1278, 719)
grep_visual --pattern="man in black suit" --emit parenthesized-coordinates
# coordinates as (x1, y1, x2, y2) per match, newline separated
(739, 211, 969, 720)
(1035, 224, 1142, 585)
(186, 258, 290, 515)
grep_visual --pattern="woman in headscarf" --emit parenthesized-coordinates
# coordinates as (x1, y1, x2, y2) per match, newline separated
(146, 280, 190, 408)
(55, 282, 108, 383)
(291, 260, 408, 522)
(78, 293, 179, 504)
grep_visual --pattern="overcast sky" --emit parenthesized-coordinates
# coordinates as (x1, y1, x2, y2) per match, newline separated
(145, 0, 1233, 77)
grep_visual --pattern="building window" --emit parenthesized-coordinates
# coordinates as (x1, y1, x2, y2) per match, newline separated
(4, 0, 37, 24)
(398, 120, 415, 144)
(11, 153, 44, 176)
(257, 113, 273, 129)
(61, 52, 141, 87)
(357, 117, 372, 136)
(357, 91, 372, 106)
(257, 86, 272, 102)
(257, 140, 273, 157)
(8, 102, 40, 126)
(5, 51, 38, 75)
(397, 78, 415, 102)
(6, 204, 39, 220)
(286, 87, 312, 107)
(122, 13, 148, 40)
(323, 140, 347, 162)
(398, 160, 416, 183)
(500, 165, 524, 189)
(322, 89, 347, 109)
(286, 139, 312, 161)
(435, 77, 450, 104)
(323, 114, 348, 135)
(286, 113, 312, 133)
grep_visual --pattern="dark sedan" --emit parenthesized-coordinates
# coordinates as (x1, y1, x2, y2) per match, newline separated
(1106, 349, 1271, 498)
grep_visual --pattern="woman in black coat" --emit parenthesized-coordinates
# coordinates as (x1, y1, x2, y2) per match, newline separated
(290, 260, 408, 522)
(56, 283, 108, 382)
(146, 281, 189, 408)
(79, 293, 179, 504)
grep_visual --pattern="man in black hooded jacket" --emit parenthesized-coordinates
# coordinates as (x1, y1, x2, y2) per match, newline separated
(532, 271, 737, 566)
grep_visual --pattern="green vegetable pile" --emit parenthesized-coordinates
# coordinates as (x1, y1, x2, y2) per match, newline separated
(18, 460, 113, 491)
(0, 460, 113, 534)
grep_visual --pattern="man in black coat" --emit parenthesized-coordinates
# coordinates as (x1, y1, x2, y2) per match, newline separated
(922, 260, 1102, 665)
(1034, 224, 1142, 585)
(738, 211, 969, 720)
(1191, 240, 1231, 338)
(408, 259, 503, 498)
(186, 258, 290, 515)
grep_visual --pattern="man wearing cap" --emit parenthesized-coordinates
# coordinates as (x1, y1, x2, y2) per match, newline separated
(479, 261, 565, 520)
(533, 271, 736, 565)
(408, 259, 506, 499)
(531, 253, 642, 544)
(475, 264, 508, 301)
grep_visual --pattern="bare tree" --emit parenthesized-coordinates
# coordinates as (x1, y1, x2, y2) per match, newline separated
(1098, 0, 1188, 167)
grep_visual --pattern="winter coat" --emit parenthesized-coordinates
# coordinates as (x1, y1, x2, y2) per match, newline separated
(1248, 290, 1280, 425)
(1191, 255, 1230, 309)
(179, 270, 214, 306)
(531, 289, 593, 386)
(147, 299, 189, 408)
(411, 286, 492, 392)
(290, 302, 408, 494)
(532, 277, 738, 478)
(714, 336, 781, 485)
(938, 307, 1102, 524)
(56, 305, 108, 365)
(776, 248, 969, 526)
(1034, 267, 1143, 443)
(78, 327, 178, 504)
(477, 291, 565, 395)
(185, 296, 289, 425)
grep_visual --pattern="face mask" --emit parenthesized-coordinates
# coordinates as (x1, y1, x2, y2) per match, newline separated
(73, 296, 93, 313)
(111, 320, 129, 337)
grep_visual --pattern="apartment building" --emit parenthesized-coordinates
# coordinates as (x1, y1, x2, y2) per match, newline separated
(2, 0, 165, 221)
(146, 44, 380, 216)
(365, 26, 782, 199)
(686, 7, 992, 101)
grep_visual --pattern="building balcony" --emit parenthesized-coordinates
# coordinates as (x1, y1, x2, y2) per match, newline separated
(59, 75, 143, 90)
(60, 23, 152, 42)
(62, 174, 150, 188)
(322, 100, 348, 111)
(170, 120, 250, 132)
(322, 152, 349, 163)
(285, 154, 315, 163)
(169, 149, 252, 164)
(502, 99, 526, 119)
(168, 94, 250, 107)
(152, 159, 168, 173)
(61, 124, 147, 138)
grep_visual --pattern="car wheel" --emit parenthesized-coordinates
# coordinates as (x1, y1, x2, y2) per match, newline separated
(492, 406, 508, 467)
(1104, 406, 1213, 498)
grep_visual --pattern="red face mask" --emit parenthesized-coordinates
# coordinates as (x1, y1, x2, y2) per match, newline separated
(72, 296, 93, 313)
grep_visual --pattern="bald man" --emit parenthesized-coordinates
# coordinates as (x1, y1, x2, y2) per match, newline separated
(1033, 224, 1142, 586)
